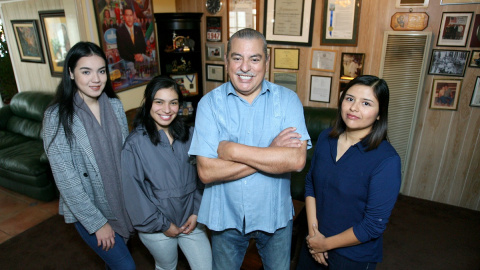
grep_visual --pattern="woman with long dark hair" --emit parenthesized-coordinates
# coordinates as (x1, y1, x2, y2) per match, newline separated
(43, 41, 135, 269)
(122, 75, 212, 270)
(297, 75, 401, 270)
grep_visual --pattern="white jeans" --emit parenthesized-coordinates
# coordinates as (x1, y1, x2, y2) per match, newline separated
(138, 224, 212, 270)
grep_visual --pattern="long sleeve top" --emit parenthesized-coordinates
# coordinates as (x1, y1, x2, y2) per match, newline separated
(305, 128, 401, 262)
(122, 126, 203, 233)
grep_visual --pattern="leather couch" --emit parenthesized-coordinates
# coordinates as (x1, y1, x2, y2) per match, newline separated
(290, 106, 337, 202)
(0, 91, 57, 201)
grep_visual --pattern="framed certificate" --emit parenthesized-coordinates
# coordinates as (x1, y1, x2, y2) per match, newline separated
(274, 48, 300, 70)
(264, 0, 315, 46)
(310, 75, 332, 103)
(311, 49, 337, 72)
(206, 64, 224, 82)
(321, 0, 362, 46)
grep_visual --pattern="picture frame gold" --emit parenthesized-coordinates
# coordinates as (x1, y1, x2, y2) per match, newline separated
(274, 48, 300, 70)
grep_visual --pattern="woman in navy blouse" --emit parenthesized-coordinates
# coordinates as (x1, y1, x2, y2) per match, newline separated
(297, 75, 401, 270)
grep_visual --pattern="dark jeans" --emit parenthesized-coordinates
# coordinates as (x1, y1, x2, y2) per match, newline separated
(296, 239, 376, 270)
(74, 222, 135, 270)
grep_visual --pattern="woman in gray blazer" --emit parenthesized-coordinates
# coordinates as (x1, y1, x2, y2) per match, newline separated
(43, 42, 135, 270)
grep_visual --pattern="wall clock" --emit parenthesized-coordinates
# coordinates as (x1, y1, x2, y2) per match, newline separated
(206, 0, 223, 15)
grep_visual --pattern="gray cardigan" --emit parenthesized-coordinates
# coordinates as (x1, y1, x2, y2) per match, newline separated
(42, 98, 129, 234)
(121, 126, 203, 233)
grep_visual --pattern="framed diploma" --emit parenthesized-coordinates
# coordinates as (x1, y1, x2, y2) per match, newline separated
(310, 75, 332, 103)
(264, 0, 315, 46)
(273, 72, 298, 92)
(321, 0, 362, 46)
(206, 64, 225, 82)
(274, 48, 300, 70)
(311, 49, 337, 72)
(227, 0, 259, 38)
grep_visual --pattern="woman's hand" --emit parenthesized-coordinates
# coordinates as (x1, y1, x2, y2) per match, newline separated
(306, 223, 329, 265)
(181, 215, 198, 234)
(95, 222, 115, 251)
(163, 223, 183, 238)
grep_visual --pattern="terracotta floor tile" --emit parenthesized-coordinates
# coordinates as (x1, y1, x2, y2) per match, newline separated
(0, 194, 28, 222)
(37, 200, 59, 215)
(0, 186, 37, 204)
(0, 205, 55, 236)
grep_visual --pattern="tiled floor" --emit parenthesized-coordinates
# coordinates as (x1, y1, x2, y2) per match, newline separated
(0, 186, 58, 244)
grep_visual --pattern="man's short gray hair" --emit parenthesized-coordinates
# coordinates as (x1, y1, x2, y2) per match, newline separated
(226, 28, 268, 59)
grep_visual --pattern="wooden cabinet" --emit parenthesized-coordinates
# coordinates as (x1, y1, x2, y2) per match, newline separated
(154, 13, 203, 123)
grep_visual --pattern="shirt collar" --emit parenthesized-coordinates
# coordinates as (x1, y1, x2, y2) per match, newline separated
(226, 80, 270, 97)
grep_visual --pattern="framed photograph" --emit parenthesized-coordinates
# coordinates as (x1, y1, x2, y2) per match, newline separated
(441, 0, 480, 4)
(470, 76, 480, 107)
(437, 12, 473, 47)
(206, 64, 224, 82)
(39, 10, 70, 77)
(430, 79, 462, 110)
(206, 16, 222, 42)
(428, 49, 470, 77)
(310, 75, 332, 103)
(92, 0, 158, 92)
(321, 0, 362, 46)
(264, 0, 315, 46)
(396, 0, 429, 8)
(170, 73, 199, 96)
(273, 72, 298, 92)
(206, 43, 224, 61)
(227, 0, 259, 38)
(469, 15, 480, 48)
(274, 48, 300, 70)
(469, 50, 480, 68)
(340, 53, 365, 80)
(265, 47, 271, 81)
(311, 49, 337, 72)
(11, 20, 44, 63)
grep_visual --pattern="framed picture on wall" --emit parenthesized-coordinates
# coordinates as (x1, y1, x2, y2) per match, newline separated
(396, 0, 429, 8)
(11, 20, 45, 63)
(430, 79, 462, 110)
(310, 75, 332, 103)
(264, 0, 315, 46)
(206, 16, 222, 42)
(274, 48, 300, 70)
(470, 15, 480, 48)
(206, 64, 224, 82)
(227, 0, 259, 38)
(428, 49, 470, 76)
(39, 10, 70, 77)
(92, 0, 158, 92)
(469, 50, 480, 68)
(437, 12, 473, 47)
(170, 73, 199, 96)
(310, 49, 337, 72)
(273, 72, 298, 92)
(321, 0, 362, 46)
(206, 43, 224, 61)
(470, 76, 480, 107)
(441, 0, 480, 4)
(340, 53, 364, 80)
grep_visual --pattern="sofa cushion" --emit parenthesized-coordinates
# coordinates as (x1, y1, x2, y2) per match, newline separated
(9, 91, 53, 122)
(0, 130, 31, 150)
(0, 140, 47, 178)
(6, 115, 43, 140)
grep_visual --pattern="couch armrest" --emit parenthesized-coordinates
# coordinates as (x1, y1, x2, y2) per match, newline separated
(0, 105, 12, 130)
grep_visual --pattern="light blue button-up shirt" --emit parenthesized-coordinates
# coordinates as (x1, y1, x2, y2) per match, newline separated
(188, 80, 311, 234)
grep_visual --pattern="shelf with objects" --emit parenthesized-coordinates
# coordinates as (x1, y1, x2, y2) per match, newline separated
(154, 13, 203, 124)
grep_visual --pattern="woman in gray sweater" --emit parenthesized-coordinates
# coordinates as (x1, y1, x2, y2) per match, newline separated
(121, 76, 211, 270)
